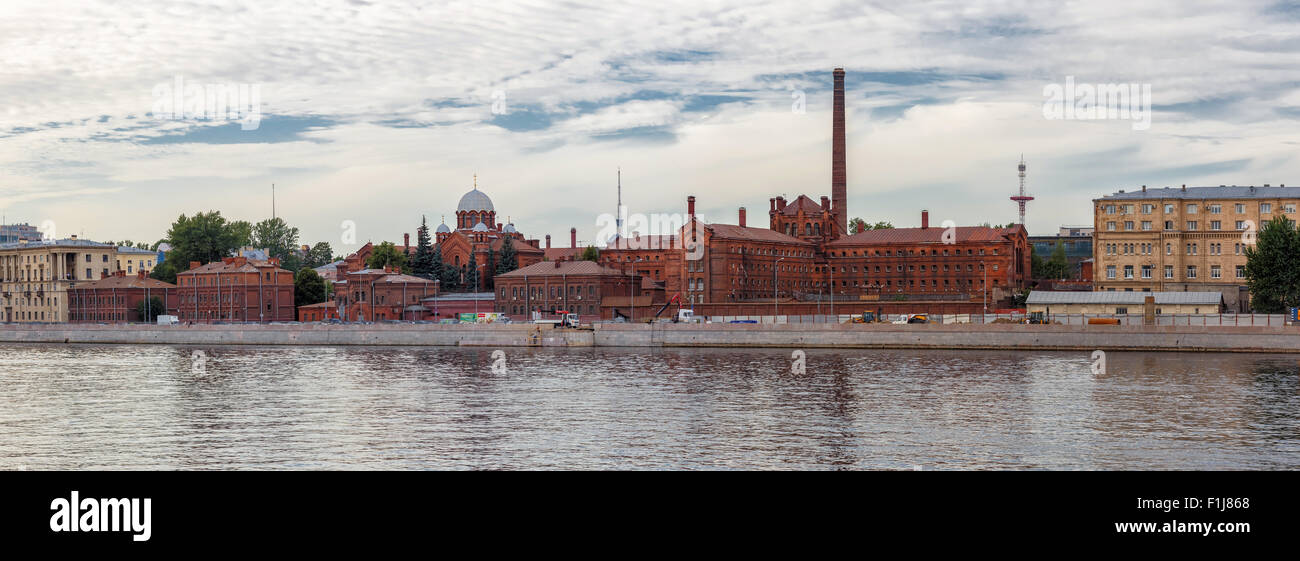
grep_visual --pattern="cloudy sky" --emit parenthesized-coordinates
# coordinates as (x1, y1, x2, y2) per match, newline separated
(2, 0, 1298, 253)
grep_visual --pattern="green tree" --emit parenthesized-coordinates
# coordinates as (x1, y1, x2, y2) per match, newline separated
(412, 216, 436, 278)
(366, 241, 409, 272)
(1244, 216, 1300, 313)
(497, 236, 518, 273)
(228, 220, 253, 248)
(431, 243, 445, 283)
(252, 217, 300, 263)
(848, 217, 867, 234)
(163, 211, 245, 270)
(135, 296, 165, 322)
(304, 241, 334, 269)
(439, 258, 460, 292)
(294, 268, 329, 308)
(465, 252, 481, 291)
(579, 246, 600, 261)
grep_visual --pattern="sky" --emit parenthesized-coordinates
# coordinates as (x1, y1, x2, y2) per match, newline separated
(1, 0, 1299, 254)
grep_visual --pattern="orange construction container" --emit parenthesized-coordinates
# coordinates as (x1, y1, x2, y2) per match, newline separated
(1087, 318, 1121, 325)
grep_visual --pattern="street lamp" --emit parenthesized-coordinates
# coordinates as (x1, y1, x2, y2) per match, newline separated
(774, 257, 785, 317)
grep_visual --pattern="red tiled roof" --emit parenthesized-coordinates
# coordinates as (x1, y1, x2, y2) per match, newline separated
(544, 247, 581, 260)
(707, 223, 814, 245)
(826, 225, 1022, 246)
(605, 234, 682, 251)
(497, 259, 631, 278)
(178, 259, 288, 275)
(781, 195, 825, 215)
(72, 275, 176, 290)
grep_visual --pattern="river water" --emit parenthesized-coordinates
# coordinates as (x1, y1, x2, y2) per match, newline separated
(0, 344, 1296, 470)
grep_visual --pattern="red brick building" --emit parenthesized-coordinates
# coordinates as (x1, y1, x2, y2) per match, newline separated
(493, 259, 646, 321)
(68, 271, 178, 322)
(175, 257, 295, 322)
(297, 301, 338, 322)
(333, 267, 439, 321)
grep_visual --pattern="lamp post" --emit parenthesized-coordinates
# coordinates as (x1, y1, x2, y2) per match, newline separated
(774, 257, 785, 317)
(981, 260, 988, 317)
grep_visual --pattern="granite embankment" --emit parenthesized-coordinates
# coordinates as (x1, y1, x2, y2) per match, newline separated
(2, 323, 1300, 352)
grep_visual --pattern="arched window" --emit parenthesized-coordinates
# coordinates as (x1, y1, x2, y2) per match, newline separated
(805, 223, 812, 236)
(814, 223, 821, 237)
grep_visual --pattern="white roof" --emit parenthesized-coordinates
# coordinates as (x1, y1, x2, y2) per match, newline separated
(1026, 291, 1224, 306)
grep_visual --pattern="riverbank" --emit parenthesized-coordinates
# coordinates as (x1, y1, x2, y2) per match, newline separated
(2, 322, 1300, 352)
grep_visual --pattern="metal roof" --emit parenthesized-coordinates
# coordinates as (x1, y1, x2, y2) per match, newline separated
(1026, 291, 1224, 306)
(1097, 185, 1299, 201)
(0, 238, 112, 250)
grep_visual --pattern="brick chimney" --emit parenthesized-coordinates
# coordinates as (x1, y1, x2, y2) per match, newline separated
(189, 261, 200, 270)
(738, 207, 746, 228)
(688, 195, 696, 219)
(769, 198, 776, 212)
(222, 257, 234, 264)
(922, 210, 929, 229)
(820, 196, 830, 212)
(404, 233, 409, 248)
(570, 227, 577, 248)
(776, 196, 786, 212)
(545, 234, 551, 249)
(831, 67, 847, 235)
(137, 270, 146, 279)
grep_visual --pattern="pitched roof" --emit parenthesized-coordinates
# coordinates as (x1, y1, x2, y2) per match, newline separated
(497, 259, 631, 278)
(544, 247, 581, 260)
(116, 246, 156, 255)
(1026, 291, 1224, 306)
(827, 225, 1021, 246)
(781, 195, 825, 215)
(72, 275, 176, 290)
(707, 223, 813, 245)
(1097, 185, 1300, 201)
(178, 258, 287, 275)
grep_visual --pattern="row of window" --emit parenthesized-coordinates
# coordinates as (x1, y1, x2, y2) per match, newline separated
(1105, 242, 1247, 256)
(1103, 203, 1296, 215)
(1105, 264, 1242, 280)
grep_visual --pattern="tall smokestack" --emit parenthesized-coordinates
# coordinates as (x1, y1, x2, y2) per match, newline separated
(545, 234, 551, 249)
(832, 67, 847, 236)
(570, 227, 577, 248)
(922, 210, 929, 229)
(404, 233, 409, 248)
(688, 195, 696, 219)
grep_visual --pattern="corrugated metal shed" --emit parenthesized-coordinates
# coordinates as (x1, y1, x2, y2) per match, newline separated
(1026, 291, 1224, 305)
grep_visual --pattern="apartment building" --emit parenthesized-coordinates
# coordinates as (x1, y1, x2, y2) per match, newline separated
(0, 237, 120, 322)
(1093, 184, 1297, 311)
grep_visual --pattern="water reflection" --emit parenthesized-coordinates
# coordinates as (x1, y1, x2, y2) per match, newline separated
(0, 344, 1296, 470)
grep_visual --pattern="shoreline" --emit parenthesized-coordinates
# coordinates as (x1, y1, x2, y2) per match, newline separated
(2, 322, 1299, 353)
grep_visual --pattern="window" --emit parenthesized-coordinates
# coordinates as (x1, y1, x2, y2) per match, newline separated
(1107, 222, 1116, 231)
(1186, 265, 1197, 279)
(1164, 203, 1175, 214)
(1208, 204, 1221, 214)
(1186, 204, 1198, 214)
(1141, 265, 1152, 279)
(1236, 265, 1246, 278)
(1164, 265, 1174, 279)
(1106, 265, 1116, 279)
(1236, 220, 1246, 230)
(1210, 220, 1221, 230)
(1123, 265, 1134, 279)
(1235, 204, 1245, 213)
(1124, 221, 1134, 231)
(1141, 221, 1152, 231)
(1211, 265, 1221, 279)
(1105, 205, 1116, 214)
(1116, 307, 1129, 314)
(1164, 220, 1174, 230)
(1287, 204, 1297, 214)
(1261, 203, 1272, 213)
(1186, 221, 1198, 231)
(1141, 204, 1154, 214)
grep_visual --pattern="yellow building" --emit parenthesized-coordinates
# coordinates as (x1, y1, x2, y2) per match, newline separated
(0, 236, 123, 323)
(1093, 184, 1298, 311)
(1026, 291, 1224, 315)
(114, 246, 157, 275)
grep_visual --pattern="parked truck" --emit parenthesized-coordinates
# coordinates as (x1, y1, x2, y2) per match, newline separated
(532, 310, 580, 328)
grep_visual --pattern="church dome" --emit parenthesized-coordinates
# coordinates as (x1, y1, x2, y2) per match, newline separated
(457, 188, 494, 213)
(503, 223, 517, 233)
(471, 221, 490, 232)
(435, 222, 451, 234)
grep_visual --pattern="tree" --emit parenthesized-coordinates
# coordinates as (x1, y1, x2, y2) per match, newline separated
(412, 217, 436, 278)
(1244, 216, 1300, 313)
(294, 268, 329, 308)
(366, 241, 409, 272)
(150, 259, 181, 284)
(431, 243, 445, 283)
(228, 220, 253, 248)
(135, 296, 165, 322)
(439, 258, 460, 292)
(163, 211, 245, 271)
(465, 252, 481, 291)
(486, 248, 497, 289)
(848, 217, 867, 234)
(1032, 241, 1069, 280)
(497, 236, 518, 274)
(252, 218, 300, 263)
(579, 246, 600, 261)
(304, 242, 334, 269)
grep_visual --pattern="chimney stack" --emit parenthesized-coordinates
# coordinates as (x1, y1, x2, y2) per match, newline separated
(738, 207, 747, 228)
(769, 198, 776, 212)
(831, 67, 847, 236)
(189, 261, 201, 270)
(776, 196, 786, 212)
(545, 234, 551, 249)
(570, 227, 577, 248)
(922, 210, 929, 229)
(688, 195, 696, 219)
(820, 195, 830, 212)
(404, 233, 410, 248)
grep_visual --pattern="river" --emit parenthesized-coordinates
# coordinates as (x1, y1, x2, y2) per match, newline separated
(0, 344, 1296, 470)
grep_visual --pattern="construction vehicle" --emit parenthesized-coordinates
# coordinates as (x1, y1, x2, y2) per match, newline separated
(1025, 311, 1049, 324)
(653, 293, 682, 321)
(851, 311, 877, 324)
